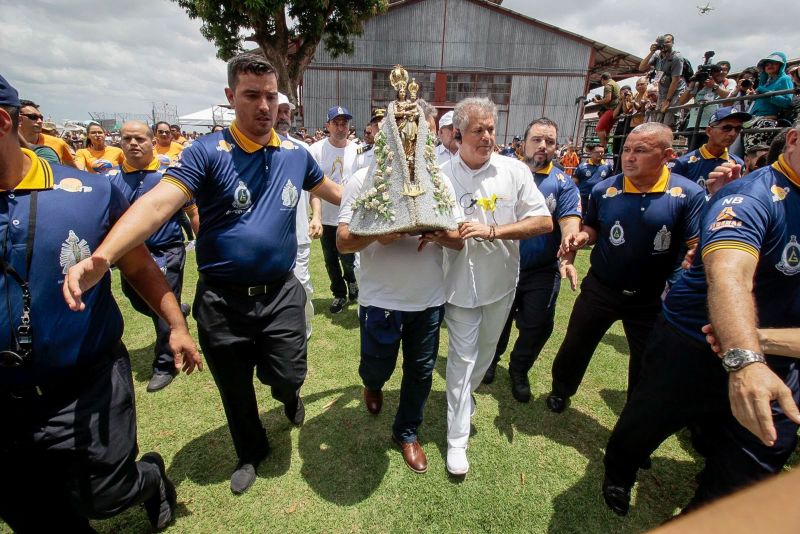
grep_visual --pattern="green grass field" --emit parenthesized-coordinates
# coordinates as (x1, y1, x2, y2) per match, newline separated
(30, 244, 766, 532)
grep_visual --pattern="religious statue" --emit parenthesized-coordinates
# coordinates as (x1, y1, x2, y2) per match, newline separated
(348, 65, 457, 235)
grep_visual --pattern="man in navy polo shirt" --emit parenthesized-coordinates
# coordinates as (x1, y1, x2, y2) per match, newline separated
(486, 118, 581, 402)
(573, 143, 612, 214)
(671, 107, 748, 191)
(546, 123, 705, 413)
(0, 73, 201, 532)
(64, 55, 342, 495)
(108, 121, 199, 392)
(602, 121, 800, 518)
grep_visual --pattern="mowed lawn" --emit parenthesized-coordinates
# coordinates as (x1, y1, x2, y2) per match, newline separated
(47, 242, 774, 533)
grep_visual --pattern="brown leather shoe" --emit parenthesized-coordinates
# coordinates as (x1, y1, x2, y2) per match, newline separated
(392, 436, 428, 474)
(363, 388, 383, 414)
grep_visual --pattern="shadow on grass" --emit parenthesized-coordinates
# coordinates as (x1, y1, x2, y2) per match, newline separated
(600, 332, 630, 355)
(599, 388, 627, 417)
(489, 387, 696, 530)
(127, 342, 156, 383)
(312, 298, 359, 330)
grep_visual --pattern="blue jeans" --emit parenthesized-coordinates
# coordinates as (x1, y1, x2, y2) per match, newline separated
(358, 304, 445, 443)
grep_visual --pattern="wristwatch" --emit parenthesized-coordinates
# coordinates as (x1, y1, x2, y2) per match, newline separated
(721, 348, 766, 372)
(712, 84, 720, 91)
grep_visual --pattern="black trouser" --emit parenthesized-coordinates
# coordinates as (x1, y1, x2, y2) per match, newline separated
(193, 274, 307, 465)
(494, 265, 561, 374)
(121, 243, 186, 375)
(178, 211, 194, 241)
(0, 344, 162, 533)
(604, 319, 800, 511)
(321, 224, 356, 298)
(550, 270, 661, 398)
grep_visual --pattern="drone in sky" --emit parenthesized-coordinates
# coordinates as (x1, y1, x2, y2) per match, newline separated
(697, 2, 714, 14)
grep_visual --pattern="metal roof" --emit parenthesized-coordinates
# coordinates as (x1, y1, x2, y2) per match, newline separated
(387, 0, 642, 88)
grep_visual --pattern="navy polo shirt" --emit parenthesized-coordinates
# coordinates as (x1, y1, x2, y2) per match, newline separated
(519, 162, 582, 271)
(163, 122, 325, 283)
(584, 166, 705, 295)
(574, 161, 613, 197)
(107, 158, 194, 251)
(663, 155, 800, 343)
(0, 150, 128, 386)
(670, 145, 745, 190)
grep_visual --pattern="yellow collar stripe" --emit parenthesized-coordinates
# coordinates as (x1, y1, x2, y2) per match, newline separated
(698, 144, 729, 161)
(623, 165, 670, 193)
(534, 161, 554, 175)
(3, 148, 55, 191)
(229, 121, 280, 153)
(122, 157, 161, 173)
(772, 154, 800, 189)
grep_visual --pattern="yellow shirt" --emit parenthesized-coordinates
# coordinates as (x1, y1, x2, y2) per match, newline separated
(154, 142, 185, 165)
(37, 133, 75, 166)
(75, 146, 124, 173)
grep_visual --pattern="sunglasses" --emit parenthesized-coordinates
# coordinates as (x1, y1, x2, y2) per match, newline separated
(21, 112, 44, 121)
(711, 124, 743, 133)
(157, 130, 171, 135)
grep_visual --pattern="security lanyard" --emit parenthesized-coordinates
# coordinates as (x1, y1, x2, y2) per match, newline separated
(1, 191, 37, 357)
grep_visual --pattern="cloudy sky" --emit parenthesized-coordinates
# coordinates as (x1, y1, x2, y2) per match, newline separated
(1, 0, 796, 123)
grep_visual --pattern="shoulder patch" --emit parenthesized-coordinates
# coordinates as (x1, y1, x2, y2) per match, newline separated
(54, 178, 93, 193)
(771, 185, 789, 202)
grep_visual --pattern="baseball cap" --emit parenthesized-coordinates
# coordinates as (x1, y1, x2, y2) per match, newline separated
(0, 73, 20, 108)
(370, 108, 386, 123)
(278, 92, 296, 111)
(745, 143, 769, 155)
(709, 107, 752, 126)
(438, 110, 454, 129)
(327, 106, 352, 122)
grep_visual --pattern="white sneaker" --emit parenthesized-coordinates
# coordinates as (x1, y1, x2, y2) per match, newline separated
(446, 446, 469, 476)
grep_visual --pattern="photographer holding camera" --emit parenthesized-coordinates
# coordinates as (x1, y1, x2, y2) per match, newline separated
(639, 34, 686, 127)
(679, 55, 732, 150)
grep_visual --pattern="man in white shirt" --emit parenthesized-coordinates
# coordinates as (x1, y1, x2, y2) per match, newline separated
(440, 98, 553, 476)
(436, 111, 459, 167)
(336, 156, 463, 474)
(354, 108, 386, 172)
(276, 93, 322, 339)
(309, 106, 359, 313)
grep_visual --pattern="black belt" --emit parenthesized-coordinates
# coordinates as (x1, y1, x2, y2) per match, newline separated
(199, 272, 290, 297)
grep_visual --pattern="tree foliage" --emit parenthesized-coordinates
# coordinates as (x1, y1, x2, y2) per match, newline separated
(173, 0, 388, 103)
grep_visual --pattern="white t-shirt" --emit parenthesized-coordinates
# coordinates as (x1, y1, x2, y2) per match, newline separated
(308, 139, 358, 226)
(436, 143, 457, 167)
(441, 153, 550, 308)
(339, 168, 460, 311)
(280, 134, 313, 245)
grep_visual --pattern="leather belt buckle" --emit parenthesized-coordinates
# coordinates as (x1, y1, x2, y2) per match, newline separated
(247, 285, 266, 297)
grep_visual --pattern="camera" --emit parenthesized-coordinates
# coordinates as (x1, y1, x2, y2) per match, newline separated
(740, 78, 754, 90)
(689, 51, 717, 84)
(654, 35, 667, 51)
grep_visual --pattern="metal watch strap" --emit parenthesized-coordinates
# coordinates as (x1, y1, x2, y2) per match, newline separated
(721, 348, 766, 372)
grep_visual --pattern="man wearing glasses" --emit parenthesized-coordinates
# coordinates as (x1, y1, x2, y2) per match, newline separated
(671, 107, 748, 192)
(153, 121, 185, 165)
(0, 73, 201, 532)
(17, 99, 75, 167)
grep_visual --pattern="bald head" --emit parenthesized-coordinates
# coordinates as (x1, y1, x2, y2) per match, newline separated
(120, 120, 155, 169)
(628, 122, 673, 149)
(621, 123, 674, 182)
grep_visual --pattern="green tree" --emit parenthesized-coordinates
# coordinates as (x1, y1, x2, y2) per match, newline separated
(173, 0, 388, 103)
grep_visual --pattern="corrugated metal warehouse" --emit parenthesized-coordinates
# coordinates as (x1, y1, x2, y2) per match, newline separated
(299, 0, 641, 143)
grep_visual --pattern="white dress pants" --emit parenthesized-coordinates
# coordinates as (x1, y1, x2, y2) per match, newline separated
(445, 291, 516, 448)
(293, 243, 314, 339)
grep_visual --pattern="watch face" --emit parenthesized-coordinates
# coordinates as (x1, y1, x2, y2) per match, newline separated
(726, 354, 743, 368)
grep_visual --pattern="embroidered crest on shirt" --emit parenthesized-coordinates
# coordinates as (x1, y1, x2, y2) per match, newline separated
(709, 206, 742, 231)
(771, 185, 789, 202)
(54, 178, 93, 193)
(609, 220, 625, 246)
(60, 231, 92, 274)
(776, 235, 800, 276)
(229, 180, 252, 214)
(653, 225, 672, 252)
(545, 193, 557, 214)
(603, 187, 620, 199)
(688, 156, 699, 164)
(217, 140, 232, 152)
(669, 187, 686, 198)
(281, 180, 299, 208)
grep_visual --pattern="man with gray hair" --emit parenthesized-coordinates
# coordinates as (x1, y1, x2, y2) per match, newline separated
(440, 97, 553, 475)
(548, 122, 705, 414)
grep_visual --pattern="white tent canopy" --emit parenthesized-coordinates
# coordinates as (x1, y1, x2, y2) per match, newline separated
(178, 105, 235, 127)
